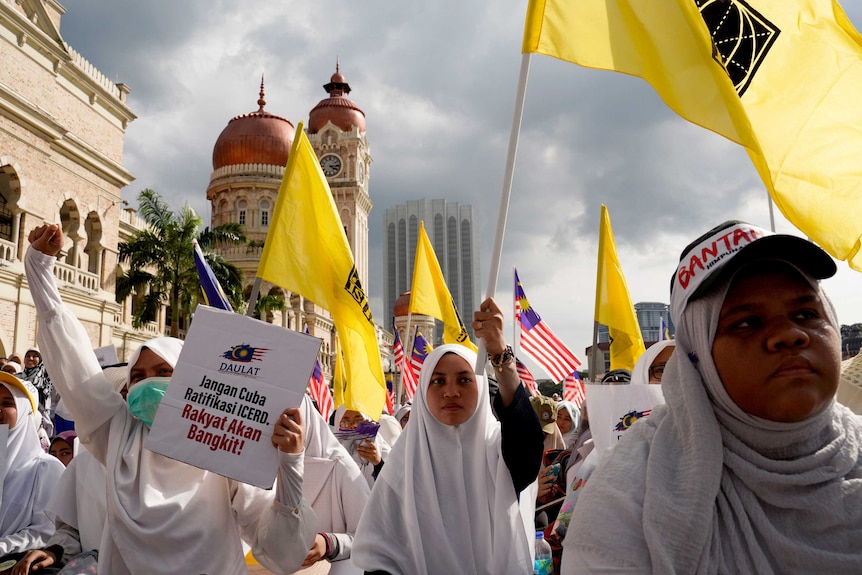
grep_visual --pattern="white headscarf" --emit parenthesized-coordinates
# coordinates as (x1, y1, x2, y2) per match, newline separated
(568, 264, 862, 573)
(631, 340, 675, 386)
(555, 400, 580, 450)
(352, 344, 532, 575)
(0, 378, 63, 539)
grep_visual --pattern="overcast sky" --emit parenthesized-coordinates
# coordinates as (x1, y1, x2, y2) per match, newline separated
(58, 0, 862, 374)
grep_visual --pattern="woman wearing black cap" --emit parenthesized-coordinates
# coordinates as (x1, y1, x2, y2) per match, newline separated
(563, 221, 862, 574)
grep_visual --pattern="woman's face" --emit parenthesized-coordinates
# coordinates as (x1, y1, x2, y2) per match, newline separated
(339, 410, 366, 430)
(23, 351, 40, 369)
(425, 353, 479, 426)
(399, 411, 410, 428)
(129, 348, 174, 388)
(556, 407, 573, 434)
(648, 347, 674, 384)
(712, 268, 840, 422)
(0, 386, 18, 429)
(50, 438, 74, 466)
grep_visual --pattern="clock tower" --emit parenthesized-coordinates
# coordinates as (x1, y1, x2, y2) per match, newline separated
(307, 65, 372, 288)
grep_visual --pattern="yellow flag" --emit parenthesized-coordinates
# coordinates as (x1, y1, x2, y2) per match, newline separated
(408, 222, 477, 352)
(594, 205, 645, 371)
(523, 0, 862, 270)
(333, 340, 347, 409)
(257, 123, 385, 417)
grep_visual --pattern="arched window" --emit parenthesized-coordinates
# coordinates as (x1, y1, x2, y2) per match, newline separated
(237, 199, 247, 226)
(260, 199, 270, 227)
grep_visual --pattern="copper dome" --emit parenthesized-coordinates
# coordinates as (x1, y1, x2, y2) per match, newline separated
(393, 291, 412, 318)
(212, 78, 295, 170)
(308, 65, 366, 134)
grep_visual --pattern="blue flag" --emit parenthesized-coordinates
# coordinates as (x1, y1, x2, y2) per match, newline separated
(193, 240, 232, 311)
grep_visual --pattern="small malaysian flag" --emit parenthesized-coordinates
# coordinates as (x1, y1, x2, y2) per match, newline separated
(408, 327, 432, 397)
(516, 358, 541, 397)
(515, 269, 582, 381)
(308, 357, 333, 422)
(563, 371, 586, 408)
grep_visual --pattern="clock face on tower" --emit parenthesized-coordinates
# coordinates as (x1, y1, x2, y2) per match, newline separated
(320, 154, 342, 177)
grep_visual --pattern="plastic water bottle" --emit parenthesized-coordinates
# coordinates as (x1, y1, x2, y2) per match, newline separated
(534, 530, 553, 575)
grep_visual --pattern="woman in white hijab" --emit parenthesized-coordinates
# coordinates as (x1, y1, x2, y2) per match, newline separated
(564, 221, 862, 574)
(0, 373, 64, 558)
(294, 396, 369, 574)
(352, 297, 544, 575)
(333, 406, 391, 487)
(24, 224, 316, 575)
(630, 339, 675, 386)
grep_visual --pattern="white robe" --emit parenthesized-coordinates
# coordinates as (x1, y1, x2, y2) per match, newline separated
(296, 397, 369, 574)
(0, 380, 64, 554)
(352, 344, 533, 575)
(25, 247, 316, 575)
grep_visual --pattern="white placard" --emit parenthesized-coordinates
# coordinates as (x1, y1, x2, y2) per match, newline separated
(586, 384, 666, 455)
(93, 345, 120, 367)
(145, 306, 321, 488)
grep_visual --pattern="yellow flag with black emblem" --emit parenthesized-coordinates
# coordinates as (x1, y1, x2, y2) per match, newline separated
(523, 0, 862, 270)
(257, 123, 385, 418)
(409, 222, 478, 352)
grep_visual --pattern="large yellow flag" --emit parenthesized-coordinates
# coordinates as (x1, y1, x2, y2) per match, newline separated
(594, 205, 645, 371)
(257, 123, 385, 417)
(409, 222, 477, 352)
(524, 0, 862, 270)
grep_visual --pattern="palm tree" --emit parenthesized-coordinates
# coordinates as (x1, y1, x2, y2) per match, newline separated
(116, 189, 246, 337)
(253, 292, 288, 321)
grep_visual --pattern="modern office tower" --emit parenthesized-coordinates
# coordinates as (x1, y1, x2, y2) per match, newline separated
(384, 200, 480, 344)
(635, 301, 673, 342)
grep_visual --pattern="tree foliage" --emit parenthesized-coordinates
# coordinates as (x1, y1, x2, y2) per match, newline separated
(116, 189, 246, 336)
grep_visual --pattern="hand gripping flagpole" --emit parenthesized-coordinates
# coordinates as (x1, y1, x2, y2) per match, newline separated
(474, 53, 531, 374)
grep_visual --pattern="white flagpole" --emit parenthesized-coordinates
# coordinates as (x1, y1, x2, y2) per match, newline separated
(474, 52, 532, 374)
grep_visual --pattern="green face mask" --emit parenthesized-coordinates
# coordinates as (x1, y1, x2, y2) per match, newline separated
(127, 377, 170, 427)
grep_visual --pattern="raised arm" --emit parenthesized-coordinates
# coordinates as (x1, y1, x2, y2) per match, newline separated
(24, 224, 126, 459)
(472, 297, 544, 491)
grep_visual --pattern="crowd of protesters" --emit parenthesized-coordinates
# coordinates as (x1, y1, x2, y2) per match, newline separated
(0, 221, 860, 575)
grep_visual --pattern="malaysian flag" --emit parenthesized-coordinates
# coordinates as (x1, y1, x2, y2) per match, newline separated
(308, 357, 333, 422)
(515, 269, 582, 381)
(392, 324, 416, 401)
(563, 371, 586, 407)
(516, 358, 541, 397)
(407, 327, 432, 396)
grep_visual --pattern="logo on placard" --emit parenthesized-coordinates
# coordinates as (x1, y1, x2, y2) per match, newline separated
(221, 344, 268, 363)
(614, 409, 652, 432)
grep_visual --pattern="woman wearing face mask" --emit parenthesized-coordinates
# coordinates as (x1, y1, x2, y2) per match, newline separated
(0, 372, 64, 561)
(24, 224, 316, 575)
(352, 298, 545, 574)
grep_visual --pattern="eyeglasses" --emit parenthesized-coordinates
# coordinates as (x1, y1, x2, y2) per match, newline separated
(649, 363, 666, 381)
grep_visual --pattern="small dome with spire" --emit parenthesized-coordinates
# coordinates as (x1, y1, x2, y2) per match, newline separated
(308, 63, 366, 134)
(212, 77, 296, 170)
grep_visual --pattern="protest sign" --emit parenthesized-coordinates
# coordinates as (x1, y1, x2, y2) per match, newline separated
(145, 305, 321, 488)
(585, 384, 665, 455)
(93, 345, 119, 367)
